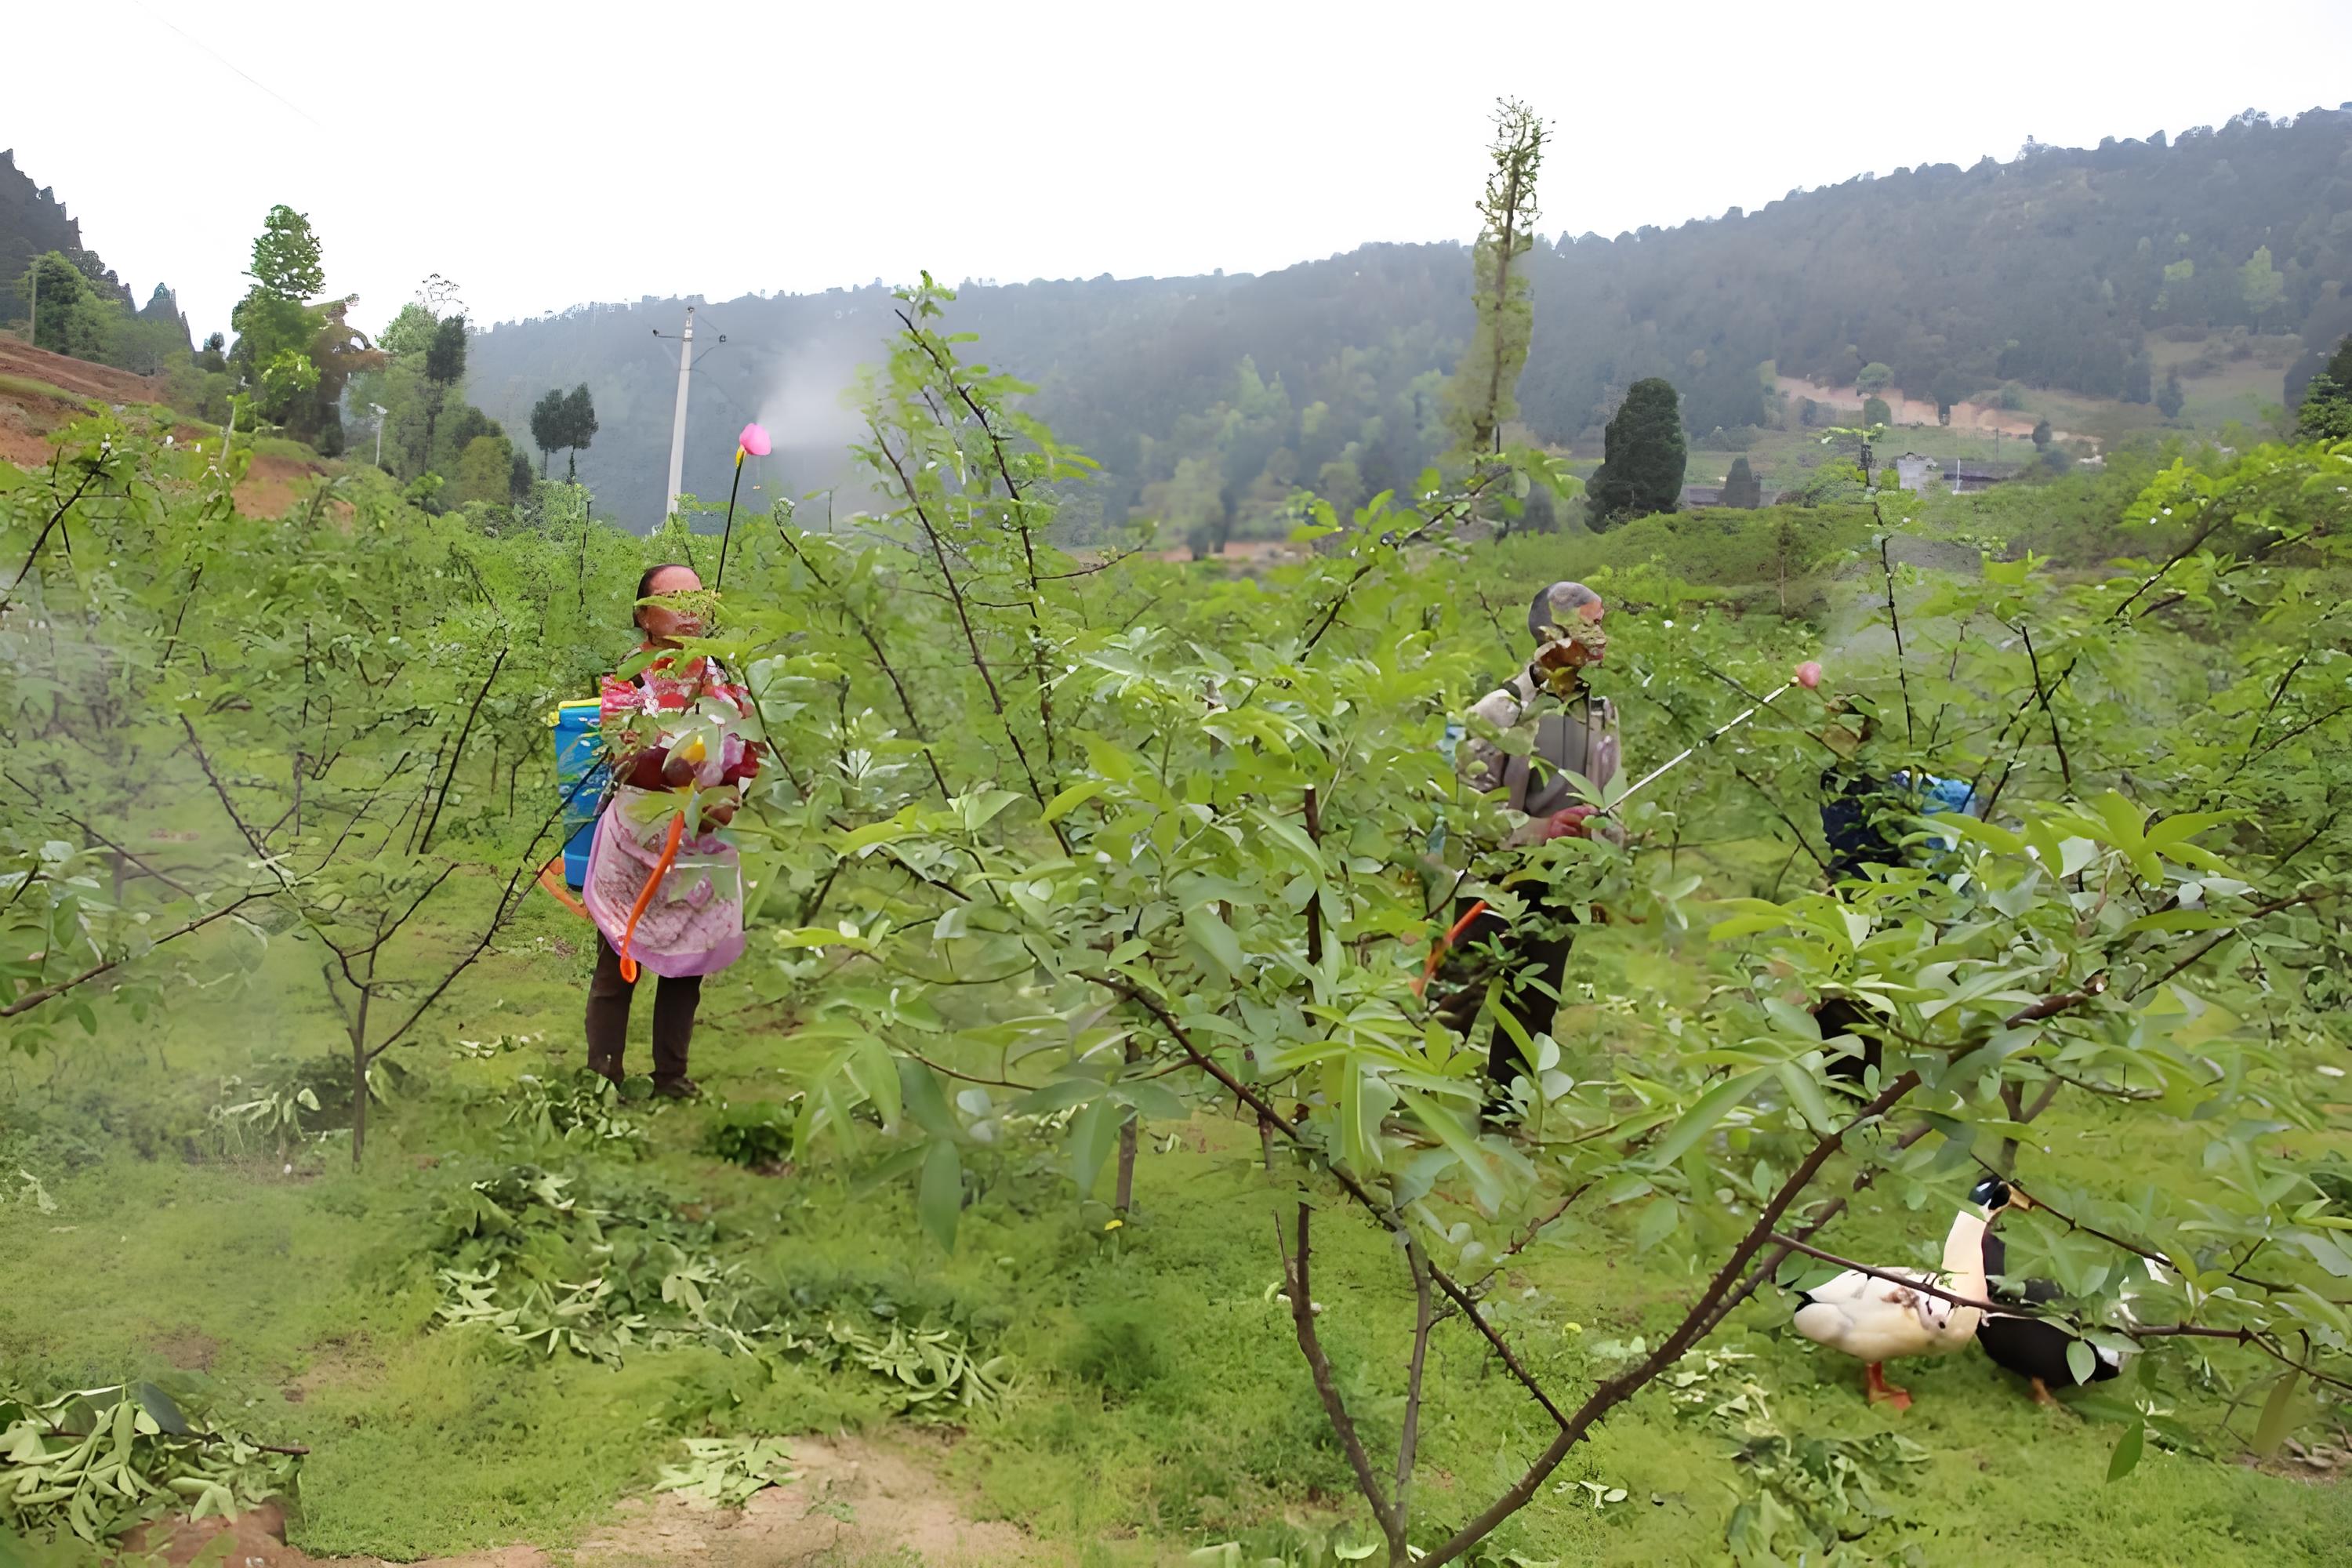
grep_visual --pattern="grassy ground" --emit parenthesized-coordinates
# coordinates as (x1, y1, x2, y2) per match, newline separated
(2, 883, 2345, 1566)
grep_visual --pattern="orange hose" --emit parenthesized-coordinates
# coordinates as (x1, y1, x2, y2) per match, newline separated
(615, 813, 687, 983)
(1414, 898, 1491, 997)
(536, 858, 591, 920)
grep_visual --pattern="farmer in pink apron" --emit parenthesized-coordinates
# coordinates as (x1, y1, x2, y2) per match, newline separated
(582, 563, 760, 1098)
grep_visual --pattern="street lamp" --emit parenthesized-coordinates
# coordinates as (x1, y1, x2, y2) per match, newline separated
(369, 403, 389, 468)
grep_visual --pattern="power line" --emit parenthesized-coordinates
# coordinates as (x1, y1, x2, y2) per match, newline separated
(126, 0, 325, 130)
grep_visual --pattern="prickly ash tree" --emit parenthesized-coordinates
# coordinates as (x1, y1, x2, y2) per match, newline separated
(695, 293, 2352, 1562)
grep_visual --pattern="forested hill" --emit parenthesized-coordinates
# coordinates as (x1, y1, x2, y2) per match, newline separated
(1, 149, 190, 358)
(466, 106, 2352, 531)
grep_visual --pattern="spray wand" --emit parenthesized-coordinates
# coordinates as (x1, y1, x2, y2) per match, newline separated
(1599, 659, 1824, 818)
(1417, 661, 1824, 994)
(714, 422, 772, 590)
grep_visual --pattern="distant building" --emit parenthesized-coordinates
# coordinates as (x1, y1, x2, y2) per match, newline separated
(1944, 459, 2024, 494)
(1889, 452, 2023, 494)
(1679, 483, 1780, 509)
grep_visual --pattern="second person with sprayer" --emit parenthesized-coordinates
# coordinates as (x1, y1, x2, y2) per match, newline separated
(580, 563, 763, 1098)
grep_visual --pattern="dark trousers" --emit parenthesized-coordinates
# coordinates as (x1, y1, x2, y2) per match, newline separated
(1430, 896, 1579, 1088)
(1813, 995, 1882, 1085)
(586, 932, 701, 1085)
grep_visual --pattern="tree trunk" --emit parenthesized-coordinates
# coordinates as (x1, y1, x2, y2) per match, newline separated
(1113, 1038, 1141, 1213)
(349, 988, 372, 1168)
(1478, 165, 1524, 456)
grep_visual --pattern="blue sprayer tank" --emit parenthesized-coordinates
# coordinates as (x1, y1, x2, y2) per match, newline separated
(550, 699, 608, 889)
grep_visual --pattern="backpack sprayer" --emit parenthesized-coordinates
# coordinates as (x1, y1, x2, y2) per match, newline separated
(1417, 659, 1824, 993)
(533, 699, 607, 919)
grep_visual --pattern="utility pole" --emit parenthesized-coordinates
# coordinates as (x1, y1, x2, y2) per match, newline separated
(663, 305, 695, 520)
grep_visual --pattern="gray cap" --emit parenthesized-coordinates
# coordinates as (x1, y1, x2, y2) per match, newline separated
(1528, 581, 1601, 643)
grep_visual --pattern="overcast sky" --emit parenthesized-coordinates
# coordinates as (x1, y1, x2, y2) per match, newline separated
(16, 2, 2352, 342)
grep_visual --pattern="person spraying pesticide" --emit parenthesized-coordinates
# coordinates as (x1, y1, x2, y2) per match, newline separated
(1799, 672, 1982, 1082)
(580, 564, 763, 1098)
(1428, 588, 1827, 1113)
(1428, 582, 1624, 1112)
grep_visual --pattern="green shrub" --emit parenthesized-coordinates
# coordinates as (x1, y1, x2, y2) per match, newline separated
(706, 1099, 796, 1168)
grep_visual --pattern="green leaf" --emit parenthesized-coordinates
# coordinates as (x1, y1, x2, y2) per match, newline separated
(774, 925, 875, 953)
(1256, 815, 1326, 872)
(2106, 1417, 2145, 1482)
(2143, 810, 2235, 853)
(1773, 1062, 1835, 1136)
(896, 1058, 956, 1137)
(1012, 1077, 1101, 1116)
(131, 1381, 189, 1436)
(1398, 1086, 1501, 1212)
(956, 788, 1023, 831)
(1069, 1098, 1120, 1196)
(1707, 910, 1796, 943)
(853, 1035, 902, 1130)
(1117, 1078, 1192, 1123)
(2067, 1338, 2096, 1388)
(1184, 904, 1243, 977)
(918, 1138, 962, 1251)
(2253, 1370, 2300, 1457)
(1635, 1196, 1682, 1254)
(1651, 1069, 1770, 1167)
(1041, 779, 1108, 822)
(838, 812, 920, 855)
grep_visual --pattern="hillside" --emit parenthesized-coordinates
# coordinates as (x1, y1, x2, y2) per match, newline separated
(0, 149, 131, 310)
(1, 149, 192, 370)
(0, 337, 341, 515)
(466, 105, 2352, 529)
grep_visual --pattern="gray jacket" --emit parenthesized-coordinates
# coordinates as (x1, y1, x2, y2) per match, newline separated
(1463, 671, 1622, 835)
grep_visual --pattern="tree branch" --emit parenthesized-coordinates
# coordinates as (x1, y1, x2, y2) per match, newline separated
(1414, 1069, 1922, 1568)
(1279, 1204, 1396, 1541)
(416, 644, 507, 855)
(769, 514, 953, 800)
(1, 895, 265, 1018)
(1763, 1233, 2352, 1396)
(1091, 972, 1572, 1428)
(1395, 1231, 1435, 1530)
(1, 464, 102, 612)
(870, 426, 1063, 843)
(2018, 620, 2074, 796)
(1698, 1119, 1939, 1337)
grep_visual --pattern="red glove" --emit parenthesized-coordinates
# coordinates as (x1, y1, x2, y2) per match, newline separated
(1543, 805, 1600, 840)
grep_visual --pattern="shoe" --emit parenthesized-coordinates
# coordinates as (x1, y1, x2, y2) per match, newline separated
(652, 1076, 702, 1101)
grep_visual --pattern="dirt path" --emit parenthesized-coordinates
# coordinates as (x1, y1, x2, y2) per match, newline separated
(1773, 375, 2088, 447)
(132, 1436, 1040, 1567)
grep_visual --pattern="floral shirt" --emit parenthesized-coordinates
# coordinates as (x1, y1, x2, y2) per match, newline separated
(599, 651, 760, 791)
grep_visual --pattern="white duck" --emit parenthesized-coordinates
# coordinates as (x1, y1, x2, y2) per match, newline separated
(1791, 1174, 2020, 1410)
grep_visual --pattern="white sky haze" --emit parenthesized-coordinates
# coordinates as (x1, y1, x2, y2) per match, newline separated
(14, 1, 2352, 341)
